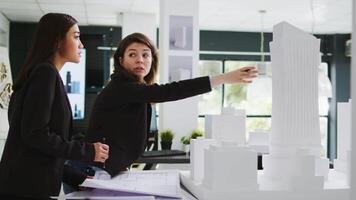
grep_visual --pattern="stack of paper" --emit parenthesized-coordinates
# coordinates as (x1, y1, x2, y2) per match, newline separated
(77, 170, 181, 199)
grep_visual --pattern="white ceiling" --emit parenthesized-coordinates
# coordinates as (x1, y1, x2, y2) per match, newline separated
(0, 0, 352, 34)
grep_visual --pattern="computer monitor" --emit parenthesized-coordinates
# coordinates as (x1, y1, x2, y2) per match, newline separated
(150, 105, 158, 133)
(147, 105, 158, 150)
(59, 49, 86, 120)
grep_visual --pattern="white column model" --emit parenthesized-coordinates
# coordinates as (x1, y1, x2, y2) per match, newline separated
(263, 22, 329, 190)
(190, 138, 216, 182)
(334, 100, 351, 183)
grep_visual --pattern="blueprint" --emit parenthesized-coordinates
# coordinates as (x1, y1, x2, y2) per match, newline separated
(79, 170, 181, 199)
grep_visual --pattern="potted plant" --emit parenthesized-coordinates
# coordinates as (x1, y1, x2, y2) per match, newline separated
(180, 136, 190, 145)
(180, 136, 191, 153)
(160, 129, 174, 150)
(190, 129, 203, 140)
(181, 129, 204, 153)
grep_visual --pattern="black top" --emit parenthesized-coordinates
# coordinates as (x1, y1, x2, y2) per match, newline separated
(0, 63, 95, 199)
(85, 71, 211, 176)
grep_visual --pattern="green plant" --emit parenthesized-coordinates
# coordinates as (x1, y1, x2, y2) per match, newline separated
(180, 129, 204, 145)
(180, 136, 190, 145)
(191, 129, 203, 139)
(160, 129, 174, 143)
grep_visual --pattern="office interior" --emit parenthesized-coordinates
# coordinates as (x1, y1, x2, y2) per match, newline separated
(0, 0, 354, 198)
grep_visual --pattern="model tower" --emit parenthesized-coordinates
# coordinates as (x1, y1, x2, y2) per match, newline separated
(263, 22, 329, 189)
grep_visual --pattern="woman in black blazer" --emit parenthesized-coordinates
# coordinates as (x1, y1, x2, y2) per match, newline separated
(82, 33, 257, 177)
(0, 13, 109, 199)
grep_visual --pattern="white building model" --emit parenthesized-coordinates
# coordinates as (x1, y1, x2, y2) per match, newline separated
(263, 21, 329, 189)
(181, 22, 349, 200)
(334, 100, 352, 183)
(205, 107, 246, 144)
(202, 142, 258, 192)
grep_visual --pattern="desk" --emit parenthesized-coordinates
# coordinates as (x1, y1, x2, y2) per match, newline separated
(135, 152, 263, 170)
(135, 154, 190, 170)
(136, 154, 190, 164)
(61, 169, 349, 200)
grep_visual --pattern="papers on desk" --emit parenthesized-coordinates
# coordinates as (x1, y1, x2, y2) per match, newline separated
(65, 193, 155, 200)
(80, 170, 181, 199)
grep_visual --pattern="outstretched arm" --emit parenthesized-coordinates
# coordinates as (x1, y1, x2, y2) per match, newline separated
(211, 66, 257, 87)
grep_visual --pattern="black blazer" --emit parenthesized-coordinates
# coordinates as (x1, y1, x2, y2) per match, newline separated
(85, 71, 211, 176)
(0, 63, 95, 199)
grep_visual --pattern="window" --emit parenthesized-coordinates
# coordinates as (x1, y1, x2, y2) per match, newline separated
(198, 59, 330, 157)
(198, 60, 222, 115)
(318, 62, 330, 157)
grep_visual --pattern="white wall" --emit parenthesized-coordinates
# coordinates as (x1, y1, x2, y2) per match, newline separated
(0, 46, 11, 140)
(0, 13, 9, 48)
(0, 13, 9, 158)
(121, 12, 157, 45)
(159, 0, 200, 150)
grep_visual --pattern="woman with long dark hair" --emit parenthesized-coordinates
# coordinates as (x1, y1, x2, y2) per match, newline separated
(83, 32, 257, 177)
(0, 13, 109, 199)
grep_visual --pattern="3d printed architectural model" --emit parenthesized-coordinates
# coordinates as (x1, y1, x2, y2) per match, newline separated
(334, 100, 352, 183)
(190, 138, 216, 183)
(205, 107, 246, 144)
(263, 21, 329, 189)
(202, 142, 258, 191)
(249, 129, 270, 154)
(180, 22, 349, 200)
(187, 138, 258, 199)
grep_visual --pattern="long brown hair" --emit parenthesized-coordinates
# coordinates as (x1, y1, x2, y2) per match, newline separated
(13, 13, 78, 91)
(113, 32, 159, 85)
